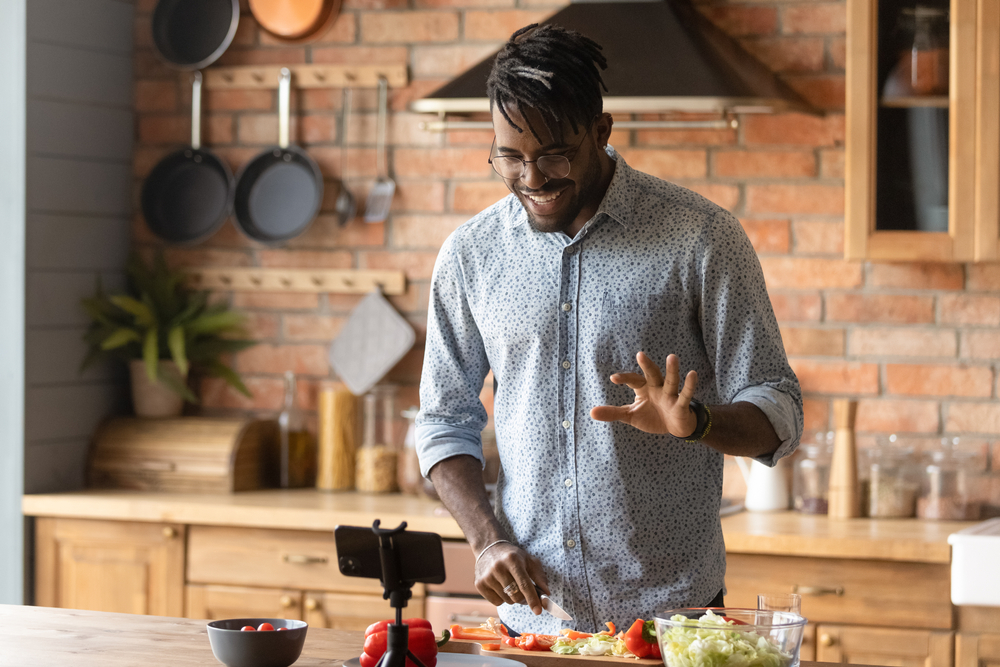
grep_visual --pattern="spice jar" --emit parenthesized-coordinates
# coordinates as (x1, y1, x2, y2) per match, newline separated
(397, 407, 422, 495)
(278, 371, 316, 488)
(356, 385, 400, 493)
(865, 434, 919, 518)
(917, 437, 983, 520)
(793, 432, 834, 514)
(907, 6, 950, 95)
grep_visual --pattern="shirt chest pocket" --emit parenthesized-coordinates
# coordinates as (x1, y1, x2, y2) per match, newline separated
(597, 291, 685, 370)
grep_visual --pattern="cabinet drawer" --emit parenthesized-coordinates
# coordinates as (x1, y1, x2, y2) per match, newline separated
(305, 591, 425, 631)
(725, 554, 951, 630)
(188, 526, 425, 595)
(186, 584, 303, 621)
(425, 595, 498, 633)
(816, 624, 953, 667)
(426, 541, 477, 595)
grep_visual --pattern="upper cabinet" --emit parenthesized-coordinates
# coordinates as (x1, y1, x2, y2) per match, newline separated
(846, 0, 981, 261)
(975, 0, 1000, 260)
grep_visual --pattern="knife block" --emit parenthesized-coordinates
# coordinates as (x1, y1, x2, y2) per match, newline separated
(827, 399, 860, 519)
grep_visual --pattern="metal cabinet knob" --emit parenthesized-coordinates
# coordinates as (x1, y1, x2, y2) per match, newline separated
(162, 527, 177, 539)
(305, 598, 319, 611)
(819, 634, 834, 647)
(280, 595, 293, 608)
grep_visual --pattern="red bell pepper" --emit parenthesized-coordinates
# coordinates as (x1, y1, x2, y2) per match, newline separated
(361, 619, 447, 667)
(623, 619, 653, 659)
(642, 620, 661, 659)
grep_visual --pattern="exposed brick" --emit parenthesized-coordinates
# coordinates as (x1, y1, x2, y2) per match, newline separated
(782, 3, 846, 35)
(326, 293, 364, 313)
(300, 115, 339, 144)
(135, 80, 177, 112)
(394, 148, 494, 179)
(344, 0, 408, 8)
(739, 218, 790, 254)
(243, 312, 281, 340)
(886, 364, 994, 398)
(217, 46, 307, 66)
(416, 0, 514, 6)
(743, 112, 844, 147)
(165, 248, 251, 268)
(133, 14, 153, 48)
(786, 74, 846, 110)
(359, 250, 440, 280)
(212, 146, 262, 173)
(139, 114, 234, 145)
(388, 80, 450, 113)
(740, 36, 825, 73)
(382, 345, 425, 384)
(200, 376, 285, 411)
(793, 220, 843, 255)
(390, 181, 447, 213)
(310, 147, 379, 179)
(388, 113, 445, 147)
(256, 250, 353, 268)
(946, 402, 1000, 434)
(850, 328, 957, 358)
(287, 215, 385, 249)
(770, 291, 823, 322)
(780, 326, 845, 356)
(237, 344, 330, 376)
(685, 183, 740, 211)
(134, 146, 172, 178)
(465, 10, 552, 40)
(386, 280, 431, 314)
(819, 148, 844, 178)
(746, 184, 844, 215)
(940, 294, 1000, 326)
(232, 292, 320, 310)
(826, 293, 934, 324)
(203, 89, 274, 112)
(961, 331, 1000, 360)
(855, 399, 940, 433)
(802, 397, 829, 431)
(446, 127, 496, 146)
(713, 149, 816, 178)
(393, 214, 470, 248)
(868, 263, 964, 290)
(134, 49, 176, 78)
(312, 45, 410, 65)
(828, 35, 847, 70)
(790, 359, 879, 394)
(452, 182, 511, 213)
(283, 314, 348, 341)
(361, 12, 459, 43)
(967, 264, 1000, 291)
(411, 44, 501, 78)
(617, 149, 707, 179)
(231, 14, 258, 46)
(634, 113, 737, 146)
(699, 5, 778, 36)
(759, 257, 862, 289)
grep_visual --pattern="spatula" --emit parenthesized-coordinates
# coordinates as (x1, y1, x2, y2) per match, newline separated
(364, 76, 395, 224)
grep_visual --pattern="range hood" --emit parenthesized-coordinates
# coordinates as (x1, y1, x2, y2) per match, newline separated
(411, 0, 814, 118)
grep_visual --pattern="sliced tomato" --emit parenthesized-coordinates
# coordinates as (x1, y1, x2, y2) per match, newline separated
(480, 643, 502, 651)
(448, 624, 500, 641)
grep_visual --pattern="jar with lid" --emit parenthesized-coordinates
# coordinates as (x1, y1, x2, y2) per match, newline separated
(397, 406, 422, 495)
(356, 385, 400, 493)
(278, 371, 316, 488)
(793, 432, 834, 514)
(865, 434, 919, 518)
(917, 437, 983, 520)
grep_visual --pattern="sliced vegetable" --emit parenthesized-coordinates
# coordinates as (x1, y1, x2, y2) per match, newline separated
(480, 643, 502, 652)
(624, 619, 653, 658)
(449, 624, 500, 641)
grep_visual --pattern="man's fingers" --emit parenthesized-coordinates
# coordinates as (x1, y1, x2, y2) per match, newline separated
(610, 372, 646, 389)
(678, 370, 699, 406)
(636, 352, 663, 387)
(663, 354, 681, 395)
(590, 405, 633, 424)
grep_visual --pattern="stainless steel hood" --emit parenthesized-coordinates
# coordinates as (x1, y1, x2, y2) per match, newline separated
(410, 0, 815, 118)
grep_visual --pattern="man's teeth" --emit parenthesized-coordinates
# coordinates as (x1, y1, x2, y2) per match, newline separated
(526, 191, 561, 204)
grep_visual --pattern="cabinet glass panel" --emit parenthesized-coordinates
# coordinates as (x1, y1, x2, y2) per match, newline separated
(875, 0, 950, 232)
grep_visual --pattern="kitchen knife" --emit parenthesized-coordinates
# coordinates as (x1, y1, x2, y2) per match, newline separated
(535, 585, 573, 621)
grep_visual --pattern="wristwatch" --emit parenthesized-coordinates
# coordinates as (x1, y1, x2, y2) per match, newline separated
(683, 399, 713, 442)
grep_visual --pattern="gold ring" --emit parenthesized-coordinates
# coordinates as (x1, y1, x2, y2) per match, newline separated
(503, 582, 519, 596)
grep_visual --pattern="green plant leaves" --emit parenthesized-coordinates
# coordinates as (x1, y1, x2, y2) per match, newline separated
(167, 325, 188, 377)
(100, 327, 142, 350)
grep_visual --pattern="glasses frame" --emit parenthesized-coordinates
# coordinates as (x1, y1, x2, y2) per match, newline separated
(488, 125, 594, 181)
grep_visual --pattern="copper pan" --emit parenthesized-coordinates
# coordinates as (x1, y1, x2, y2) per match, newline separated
(248, 0, 342, 43)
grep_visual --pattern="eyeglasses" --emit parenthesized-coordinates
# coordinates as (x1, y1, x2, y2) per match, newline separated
(488, 127, 592, 181)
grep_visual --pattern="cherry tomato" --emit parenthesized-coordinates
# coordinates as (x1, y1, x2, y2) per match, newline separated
(241, 626, 256, 632)
(258, 623, 275, 632)
(277, 627, 289, 632)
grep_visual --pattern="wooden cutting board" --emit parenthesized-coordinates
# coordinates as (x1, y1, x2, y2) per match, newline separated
(443, 637, 664, 667)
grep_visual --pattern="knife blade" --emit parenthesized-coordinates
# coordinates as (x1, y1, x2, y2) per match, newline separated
(535, 585, 573, 621)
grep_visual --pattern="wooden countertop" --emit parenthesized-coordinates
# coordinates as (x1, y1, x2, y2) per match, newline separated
(22, 490, 975, 563)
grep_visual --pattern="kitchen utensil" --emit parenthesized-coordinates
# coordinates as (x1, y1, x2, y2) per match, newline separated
(141, 72, 234, 244)
(234, 68, 323, 244)
(653, 609, 807, 667)
(364, 77, 395, 224)
(207, 618, 307, 667)
(828, 399, 860, 519)
(533, 585, 572, 621)
(328, 289, 415, 396)
(736, 457, 789, 512)
(335, 87, 357, 227)
(151, 0, 239, 70)
(248, 0, 341, 43)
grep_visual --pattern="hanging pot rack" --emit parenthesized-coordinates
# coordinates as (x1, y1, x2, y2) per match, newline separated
(200, 64, 408, 89)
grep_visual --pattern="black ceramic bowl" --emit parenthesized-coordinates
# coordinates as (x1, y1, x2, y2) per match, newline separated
(207, 618, 308, 667)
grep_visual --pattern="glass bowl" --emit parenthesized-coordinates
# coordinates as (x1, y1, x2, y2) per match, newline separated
(653, 608, 807, 667)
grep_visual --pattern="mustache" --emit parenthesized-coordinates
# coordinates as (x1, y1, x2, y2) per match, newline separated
(516, 182, 569, 196)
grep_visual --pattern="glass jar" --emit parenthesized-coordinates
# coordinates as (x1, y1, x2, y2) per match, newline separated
(356, 385, 399, 493)
(907, 6, 949, 96)
(278, 371, 316, 488)
(866, 434, 919, 518)
(397, 406, 422, 495)
(917, 437, 983, 520)
(793, 433, 833, 514)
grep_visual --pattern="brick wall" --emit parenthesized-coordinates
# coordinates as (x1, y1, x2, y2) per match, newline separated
(131, 0, 999, 467)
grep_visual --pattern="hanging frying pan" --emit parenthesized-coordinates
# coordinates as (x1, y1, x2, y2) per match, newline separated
(233, 68, 323, 244)
(248, 0, 342, 43)
(141, 72, 234, 245)
(151, 0, 240, 70)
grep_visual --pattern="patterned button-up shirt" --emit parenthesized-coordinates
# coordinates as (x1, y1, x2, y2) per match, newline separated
(416, 147, 802, 634)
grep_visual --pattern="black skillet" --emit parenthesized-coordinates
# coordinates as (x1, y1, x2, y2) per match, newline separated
(233, 68, 323, 244)
(152, 0, 240, 70)
(141, 72, 234, 244)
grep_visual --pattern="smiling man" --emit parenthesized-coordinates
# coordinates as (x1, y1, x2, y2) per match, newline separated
(416, 24, 803, 634)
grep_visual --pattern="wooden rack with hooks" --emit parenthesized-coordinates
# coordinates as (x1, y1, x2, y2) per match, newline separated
(185, 268, 406, 295)
(201, 64, 408, 89)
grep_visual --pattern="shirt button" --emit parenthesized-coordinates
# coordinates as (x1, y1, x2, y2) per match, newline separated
(562, 420, 571, 429)
(566, 539, 576, 548)
(562, 360, 571, 369)
(564, 479, 573, 488)
(561, 302, 572, 312)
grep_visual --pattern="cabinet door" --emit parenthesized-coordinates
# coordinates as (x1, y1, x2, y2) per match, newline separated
(186, 584, 303, 621)
(974, 0, 1000, 259)
(304, 591, 425, 631)
(846, 0, 977, 261)
(957, 634, 1000, 667)
(816, 624, 953, 667)
(35, 517, 185, 617)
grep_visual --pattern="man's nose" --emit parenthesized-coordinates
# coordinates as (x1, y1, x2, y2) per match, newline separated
(520, 161, 548, 190)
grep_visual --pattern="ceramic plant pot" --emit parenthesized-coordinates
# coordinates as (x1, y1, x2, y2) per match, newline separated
(130, 359, 187, 418)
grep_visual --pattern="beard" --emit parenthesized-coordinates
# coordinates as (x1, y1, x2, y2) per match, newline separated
(517, 148, 604, 235)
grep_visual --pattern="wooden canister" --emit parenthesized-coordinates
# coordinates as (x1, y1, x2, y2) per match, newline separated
(317, 382, 358, 490)
(827, 398, 860, 519)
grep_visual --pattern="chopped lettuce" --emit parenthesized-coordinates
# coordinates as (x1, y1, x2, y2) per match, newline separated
(551, 633, 632, 657)
(657, 610, 792, 667)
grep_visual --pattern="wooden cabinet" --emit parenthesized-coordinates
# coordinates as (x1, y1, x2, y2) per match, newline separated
(845, 0, 985, 261)
(186, 584, 303, 620)
(815, 624, 954, 667)
(956, 607, 1000, 667)
(34, 517, 185, 617)
(973, 0, 1000, 260)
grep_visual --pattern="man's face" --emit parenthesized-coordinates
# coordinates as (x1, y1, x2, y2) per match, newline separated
(490, 105, 610, 235)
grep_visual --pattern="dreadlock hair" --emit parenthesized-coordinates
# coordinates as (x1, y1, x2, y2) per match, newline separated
(487, 23, 608, 144)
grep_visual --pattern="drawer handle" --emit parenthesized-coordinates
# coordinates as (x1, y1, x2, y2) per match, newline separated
(819, 633, 835, 647)
(283, 554, 329, 565)
(449, 614, 491, 624)
(280, 595, 294, 608)
(162, 527, 178, 539)
(792, 585, 844, 597)
(305, 598, 320, 611)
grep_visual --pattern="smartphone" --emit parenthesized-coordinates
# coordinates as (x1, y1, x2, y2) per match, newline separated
(334, 525, 447, 585)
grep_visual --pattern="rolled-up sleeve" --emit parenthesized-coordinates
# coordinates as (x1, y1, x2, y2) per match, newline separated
(416, 233, 492, 477)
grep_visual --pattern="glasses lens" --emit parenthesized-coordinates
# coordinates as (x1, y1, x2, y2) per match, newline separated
(537, 155, 571, 180)
(491, 157, 524, 180)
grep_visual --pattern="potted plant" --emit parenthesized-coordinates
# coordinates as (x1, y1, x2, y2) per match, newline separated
(81, 254, 255, 418)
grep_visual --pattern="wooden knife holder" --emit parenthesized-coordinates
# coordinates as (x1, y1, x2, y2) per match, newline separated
(88, 417, 280, 493)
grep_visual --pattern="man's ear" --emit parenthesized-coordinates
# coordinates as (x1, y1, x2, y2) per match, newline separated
(595, 112, 614, 147)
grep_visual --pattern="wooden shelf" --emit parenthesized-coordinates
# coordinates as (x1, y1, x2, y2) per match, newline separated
(185, 268, 406, 295)
(880, 95, 950, 108)
(201, 64, 408, 90)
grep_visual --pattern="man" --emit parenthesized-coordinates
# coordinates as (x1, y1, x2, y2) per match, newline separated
(416, 24, 802, 634)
